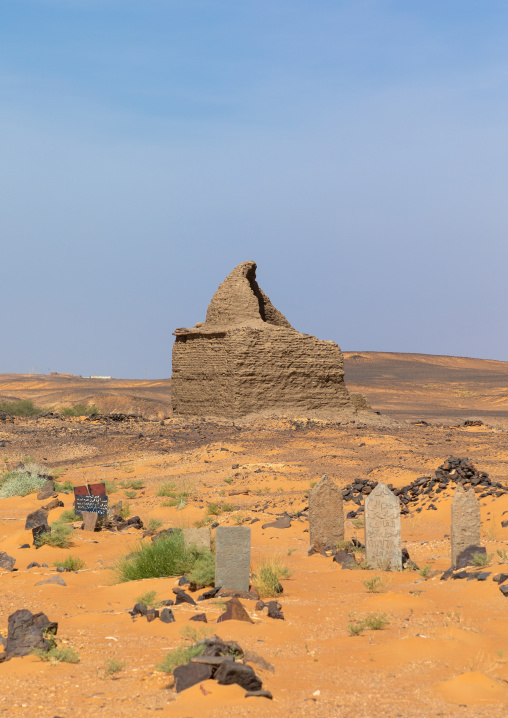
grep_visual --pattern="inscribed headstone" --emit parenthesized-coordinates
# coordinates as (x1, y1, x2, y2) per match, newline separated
(309, 474, 344, 551)
(451, 485, 481, 568)
(182, 528, 211, 550)
(215, 526, 251, 592)
(74, 494, 108, 517)
(364, 482, 402, 570)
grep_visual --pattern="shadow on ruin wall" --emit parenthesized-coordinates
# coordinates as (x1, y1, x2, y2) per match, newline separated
(171, 261, 370, 418)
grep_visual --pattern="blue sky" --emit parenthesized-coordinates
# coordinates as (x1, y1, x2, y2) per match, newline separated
(2, 1, 508, 377)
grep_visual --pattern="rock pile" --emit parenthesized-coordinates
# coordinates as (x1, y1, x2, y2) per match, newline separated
(172, 635, 269, 698)
(0, 609, 57, 662)
(344, 457, 506, 518)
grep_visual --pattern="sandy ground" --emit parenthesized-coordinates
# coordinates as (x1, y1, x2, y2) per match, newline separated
(1, 353, 508, 717)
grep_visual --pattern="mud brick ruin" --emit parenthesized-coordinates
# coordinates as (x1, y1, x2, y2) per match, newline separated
(172, 260, 364, 418)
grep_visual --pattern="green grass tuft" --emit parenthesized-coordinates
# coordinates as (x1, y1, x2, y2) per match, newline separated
(0, 467, 48, 498)
(158, 643, 205, 674)
(32, 645, 80, 664)
(115, 530, 213, 583)
(472, 552, 493, 567)
(363, 613, 390, 630)
(147, 518, 163, 532)
(122, 479, 145, 490)
(59, 509, 80, 523)
(188, 551, 215, 587)
(252, 557, 291, 598)
(135, 590, 161, 608)
(54, 555, 85, 571)
(60, 404, 100, 417)
(348, 620, 365, 636)
(363, 576, 384, 593)
(157, 481, 177, 497)
(36, 523, 73, 548)
(103, 658, 126, 676)
(54, 480, 74, 492)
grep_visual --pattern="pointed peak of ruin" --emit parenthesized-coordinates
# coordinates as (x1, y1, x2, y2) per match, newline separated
(204, 261, 293, 329)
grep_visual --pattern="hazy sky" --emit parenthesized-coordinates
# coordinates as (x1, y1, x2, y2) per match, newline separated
(2, 1, 508, 378)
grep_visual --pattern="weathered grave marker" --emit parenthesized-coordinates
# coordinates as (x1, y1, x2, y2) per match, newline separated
(215, 526, 251, 592)
(182, 527, 211, 550)
(309, 474, 344, 552)
(74, 483, 108, 518)
(451, 485, 481, 568)
(364, 482, 402, 570)
(82, 511, 98, 532)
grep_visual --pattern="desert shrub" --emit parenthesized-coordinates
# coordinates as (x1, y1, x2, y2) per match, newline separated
(363, 613, 390, 630)
(103, 658, 125, 676)
(119, 501, 130, 519)
(104, 480, 118, 494)
(158, 643, 205, 674)
(194, 516, 214, 528)
(157, 481, 177, 497)
(206, 502, 234, 516)
(147, 518, 163, 532)
(472, 552, 493, 567)
(59, 509, 80, 523)
(60, 404, 99, 417)
(135, 590, 161, 608)
(188, 551, 215, 587)
(161, 498, 178, 507)
(0, 467, 48, 498)
(223, 477, 233, 484)
(32, 645, 80, 664)
(54, 480, 74, 492)
(122, 479, 145, 490)
(116, 530, 213, 583)
(497, 549, 508, 563)
(124, 490, 136, 498)
(54, 555, 85, 571)
(36, 523, 73, 548)
(348, 620, 365, 636)
(418, 564, 433, 578)
(363, 576, 384, 593)
(252, 557, 291, 598)
(0, 399, 46, 416)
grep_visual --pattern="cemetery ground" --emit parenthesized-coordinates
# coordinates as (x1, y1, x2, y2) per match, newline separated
(1, 354, 508, 716)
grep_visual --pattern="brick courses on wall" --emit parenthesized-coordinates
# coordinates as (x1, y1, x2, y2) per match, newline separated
(171, 261, 359, 418)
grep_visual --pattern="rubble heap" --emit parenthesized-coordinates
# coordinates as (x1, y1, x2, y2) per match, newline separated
(343, 457, 507, 518)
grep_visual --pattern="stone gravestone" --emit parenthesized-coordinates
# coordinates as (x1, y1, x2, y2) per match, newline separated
(365, 482, 402, 571)
(451, 485, 481, 568)
(182, 528, 211, 550)
(82, 511, 98, 532)
(309, 474, 344, 552)
(74, 483, 107, 532)
(215, 526, 251, 592)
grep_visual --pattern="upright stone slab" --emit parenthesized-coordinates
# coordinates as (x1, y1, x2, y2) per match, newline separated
(82, 511, 98, 532)
(364, 483, 402, 570)
(182, 527, 211, 550)
(309, 474, 344, 551)
(215, 527, 251, 592)
(451, 485, 481, 568)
